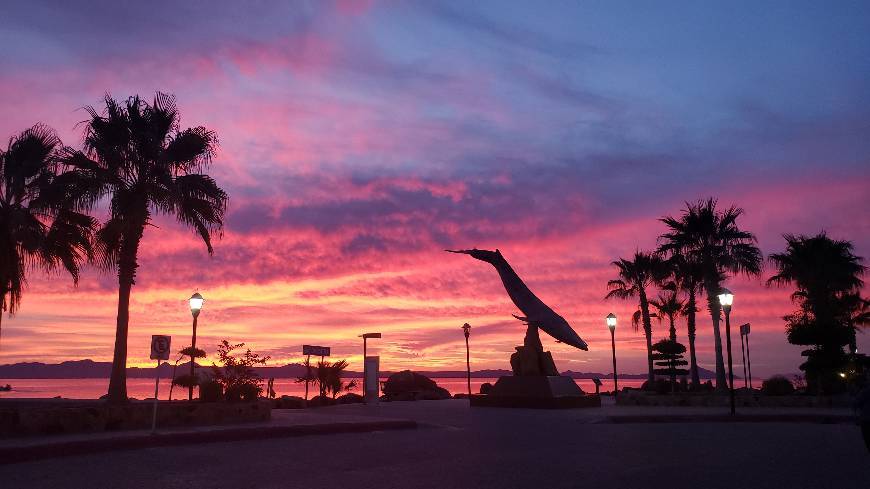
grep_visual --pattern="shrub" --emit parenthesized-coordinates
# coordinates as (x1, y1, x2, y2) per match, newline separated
(480, 382, 493, 394)
(309, 395, 336, 407)
(199, 380, 223, 402)
(211, 339, 269, 401)
(762, 376, 795, 396)
(225, 383, 260, 402)
(336, 392, 364, 404)
(382, 370, 437, 396)
(172, 374, 199, 389)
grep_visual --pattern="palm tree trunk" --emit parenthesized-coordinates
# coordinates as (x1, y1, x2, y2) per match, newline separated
(705, 278, 727, 390)
(0, 292, 4, 356)
(668, 315, 676, 341)
(687, 290, 700, 387)
(107, 225, 145, 403)
(639, 288, 654, 384)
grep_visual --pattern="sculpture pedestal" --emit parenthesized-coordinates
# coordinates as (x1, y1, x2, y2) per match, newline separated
(470, 376, 601, 409)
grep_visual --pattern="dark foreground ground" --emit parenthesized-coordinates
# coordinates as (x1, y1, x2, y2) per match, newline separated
(1, 400, 867, 489)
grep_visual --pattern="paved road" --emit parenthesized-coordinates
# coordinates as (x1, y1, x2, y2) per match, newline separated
(1, 400, 867, 489)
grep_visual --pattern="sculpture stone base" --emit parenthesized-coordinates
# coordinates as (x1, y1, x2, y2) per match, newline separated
(470, 376, 601, 409)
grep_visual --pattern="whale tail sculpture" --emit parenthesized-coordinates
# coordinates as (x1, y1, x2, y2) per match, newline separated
(446, 248, 588, 351)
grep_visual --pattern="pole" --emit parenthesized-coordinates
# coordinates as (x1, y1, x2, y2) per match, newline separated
(304, 354, 311, 401)
(465, 334, 471, 398)
(362, 337, 367, 397)
(319, 355, 325, 398)
(151, 359, 160, 433)
(740, 330, 748, 389)
(189, 314, 198, 401)
(724, 308, 736, 415)
(610, 327, 618, 394)
(746, 334, 753, 390)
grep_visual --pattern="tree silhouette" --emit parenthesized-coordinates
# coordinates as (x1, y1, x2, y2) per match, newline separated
(649, 287, 684, 342)
(54, 93, 227, 402)
(314, 359, 358, 399)
(606, 251, 670, 384)
(651, 338, 689, 392)
(659, 199, 762, 390)
(0, 125, 94, 353)
(767, 232, 866, 393)
(661, 252, 705, 386)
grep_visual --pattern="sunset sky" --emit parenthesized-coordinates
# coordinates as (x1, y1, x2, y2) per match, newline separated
(0, 1, 868, 379)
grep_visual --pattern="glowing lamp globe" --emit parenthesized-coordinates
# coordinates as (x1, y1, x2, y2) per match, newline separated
(189, 292, 204, 316)
(717, 288, 734, 309)
(606, 313, 617, 331)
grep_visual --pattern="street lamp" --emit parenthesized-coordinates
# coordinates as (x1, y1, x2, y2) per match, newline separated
(606, 313, 618, 394)
(462, 323, 472, 398)
(188, 292, 203, 401)
(717, 288, 736, 415)
(359, 333, 381, 396)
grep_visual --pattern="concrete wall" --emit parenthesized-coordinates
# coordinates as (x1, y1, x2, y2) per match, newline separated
(0, 400, 271, 437)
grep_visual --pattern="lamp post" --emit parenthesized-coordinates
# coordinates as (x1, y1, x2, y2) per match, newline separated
(717, 288, 735, 415)
(188, 292, 203, 401)
(606, 313, 618, 394)
(359, 333, 381, 396)
(462, 323, 471, 398)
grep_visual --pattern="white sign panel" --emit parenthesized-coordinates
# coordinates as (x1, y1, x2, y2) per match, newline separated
(150, 335, 172, 360)
(364, 355, 379, 404)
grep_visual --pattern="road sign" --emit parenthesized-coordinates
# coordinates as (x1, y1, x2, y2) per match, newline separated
(150, 335, 172, 360)
(303, 345, 330, 357)
(740, 323, 751, 335)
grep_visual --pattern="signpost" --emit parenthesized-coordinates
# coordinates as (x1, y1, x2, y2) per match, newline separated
(150, 335, 171, 433)
(740, 323, 752, 389)
(302, 345, 330, 401)
(302, 345, 330, 357)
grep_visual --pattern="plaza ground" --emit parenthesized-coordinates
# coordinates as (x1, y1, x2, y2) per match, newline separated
(1, 399, 867, 489)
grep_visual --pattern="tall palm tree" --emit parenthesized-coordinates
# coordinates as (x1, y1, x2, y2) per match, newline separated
(659, 199, 762, 390)
(767, 233, 865, 392)
(661, 252, 705, 386)
(840, 293, 870, 354)
(649, 287, 684, 342)
(0, 125, 94, 352)
(54, 94, 227, 402)
(605, 251, 670, 384)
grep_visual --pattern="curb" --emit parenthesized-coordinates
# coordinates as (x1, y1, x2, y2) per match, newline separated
(602, 414, 855, 424)
(0, 420, 417, 465)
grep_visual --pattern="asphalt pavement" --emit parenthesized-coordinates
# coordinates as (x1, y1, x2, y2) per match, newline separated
(1, 400, 867, 489)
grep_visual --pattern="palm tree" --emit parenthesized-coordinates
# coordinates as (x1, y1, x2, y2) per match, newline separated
(767, 232, 865, 392)
(0, 125, 94, 353)
(659, 199, 762, 390)
(315, 359, 358, 399)
(605, 251, 670, 384)
(54, 94, 228, 402)
(649, 287, 684, 342)
(840, 293, 870, 354)
(661, 252, 705, 386)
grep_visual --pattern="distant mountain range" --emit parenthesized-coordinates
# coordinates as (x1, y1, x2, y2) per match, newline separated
(0, 359, 721, 380)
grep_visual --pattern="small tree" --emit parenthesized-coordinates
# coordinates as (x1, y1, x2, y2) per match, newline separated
(295, 355, 317, 400)
(172, 346, 206, 397)
(314, 360, 358, 399)
(211, 340, 270, 401)
(651, 339, 689, 392)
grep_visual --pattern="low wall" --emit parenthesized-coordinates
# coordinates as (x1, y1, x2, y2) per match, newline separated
(0, 399, 271, 437)
(615, 391, 852, 408)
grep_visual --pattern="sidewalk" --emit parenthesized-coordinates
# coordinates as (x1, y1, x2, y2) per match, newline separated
(0, 409, 417, 465)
